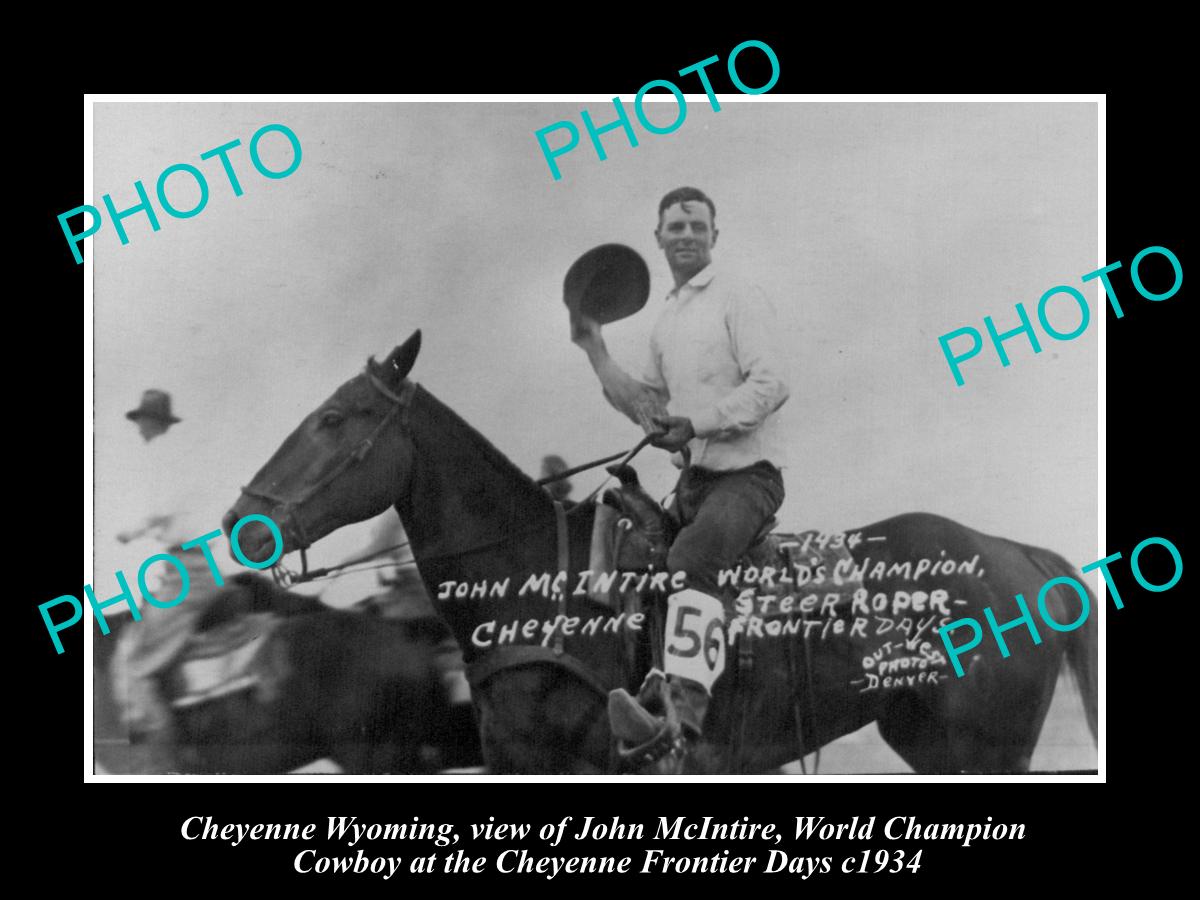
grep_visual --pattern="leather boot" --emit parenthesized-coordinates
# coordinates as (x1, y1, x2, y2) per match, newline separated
(666, 674, 709, 739)
(608, 669, 687, 773)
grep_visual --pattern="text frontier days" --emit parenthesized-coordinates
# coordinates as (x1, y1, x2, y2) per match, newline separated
(42, 514, 284, 654)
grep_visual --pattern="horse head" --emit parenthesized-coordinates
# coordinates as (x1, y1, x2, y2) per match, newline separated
(222, 331, 423, 562)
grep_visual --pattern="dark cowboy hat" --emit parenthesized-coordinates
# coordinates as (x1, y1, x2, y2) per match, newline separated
(126, 389, 182, 424)
(563, 244, 650, 325)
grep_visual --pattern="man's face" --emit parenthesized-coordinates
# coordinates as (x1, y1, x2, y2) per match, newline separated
(656, 200, 718, 280)
(136, 418, 168, 442)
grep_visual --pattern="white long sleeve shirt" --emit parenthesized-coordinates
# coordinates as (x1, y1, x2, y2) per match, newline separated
(641, 264, 790, 471)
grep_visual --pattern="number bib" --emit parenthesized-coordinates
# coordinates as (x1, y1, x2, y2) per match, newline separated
(663, 590, 727, 691)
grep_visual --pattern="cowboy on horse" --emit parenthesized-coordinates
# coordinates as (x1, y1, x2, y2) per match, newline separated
(570, 186, 791, 768)
(223, 205, 1096, 774)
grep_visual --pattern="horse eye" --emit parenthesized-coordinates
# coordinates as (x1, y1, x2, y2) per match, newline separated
(319, 411, 344, 428)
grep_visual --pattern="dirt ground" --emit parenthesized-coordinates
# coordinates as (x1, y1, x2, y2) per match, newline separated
(97, 668, 1094, 776)
(782, 669, 1095, 774)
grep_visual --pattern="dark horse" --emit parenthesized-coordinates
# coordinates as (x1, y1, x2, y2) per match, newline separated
(225, 331, 1097, 774)
(151, 573, 469, 774)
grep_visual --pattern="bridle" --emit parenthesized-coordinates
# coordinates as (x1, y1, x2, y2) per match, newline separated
(239, 365, 415, 584)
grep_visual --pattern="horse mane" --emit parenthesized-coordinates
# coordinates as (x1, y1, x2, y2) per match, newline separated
(412, 384, 556, 511)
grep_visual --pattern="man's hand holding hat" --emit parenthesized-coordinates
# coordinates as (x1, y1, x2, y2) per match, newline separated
(569, 308, 602, 350)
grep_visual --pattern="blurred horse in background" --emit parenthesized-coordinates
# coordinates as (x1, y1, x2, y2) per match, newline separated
(117, 573, 467, 774)
(353, 563, 484, 771)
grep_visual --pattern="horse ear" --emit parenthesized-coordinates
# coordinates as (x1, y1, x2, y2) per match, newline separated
(381, 330, 422, 382)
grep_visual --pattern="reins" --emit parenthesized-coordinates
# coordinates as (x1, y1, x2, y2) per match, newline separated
(270, 514, 582, 588)
(268, 543, 410, 588)
(534, 431, 661, 503)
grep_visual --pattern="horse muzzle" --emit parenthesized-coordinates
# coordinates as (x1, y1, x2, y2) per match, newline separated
(222, 502, 307, 562)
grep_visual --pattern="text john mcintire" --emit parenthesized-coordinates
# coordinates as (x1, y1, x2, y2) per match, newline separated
(576, 815, 1023, 847)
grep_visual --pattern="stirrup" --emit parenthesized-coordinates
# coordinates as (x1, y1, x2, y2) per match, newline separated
(608, 688, 687, 772)
(609, 668, 699, 772)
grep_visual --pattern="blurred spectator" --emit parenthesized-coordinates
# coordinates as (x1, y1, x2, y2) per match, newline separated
(540, 454, 573, 502)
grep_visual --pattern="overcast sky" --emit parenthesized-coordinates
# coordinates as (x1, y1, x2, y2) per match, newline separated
(93, 100, 1098, 615)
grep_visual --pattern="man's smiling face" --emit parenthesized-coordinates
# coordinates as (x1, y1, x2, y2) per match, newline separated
(656, 200, 718, 282)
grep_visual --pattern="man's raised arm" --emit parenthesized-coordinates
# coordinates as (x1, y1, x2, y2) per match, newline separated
(571, 314, 668, 436)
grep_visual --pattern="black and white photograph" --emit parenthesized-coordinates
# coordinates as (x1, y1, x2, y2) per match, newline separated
(86, 97, 1100, 777)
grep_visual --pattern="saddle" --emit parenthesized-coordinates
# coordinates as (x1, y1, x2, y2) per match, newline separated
(598, 464, 674, 571)
(595, 464, 866, 773)
(597, 463, 852, 591)
(168, 613, 283, 709)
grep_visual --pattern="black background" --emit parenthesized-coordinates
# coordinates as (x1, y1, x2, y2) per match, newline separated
(20, 27, 1185, 889)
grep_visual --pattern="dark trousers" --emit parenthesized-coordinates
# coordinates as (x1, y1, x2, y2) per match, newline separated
(664, 460, 785, 734)
(668, 460, 786, 595)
